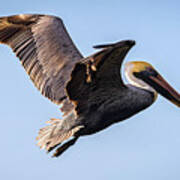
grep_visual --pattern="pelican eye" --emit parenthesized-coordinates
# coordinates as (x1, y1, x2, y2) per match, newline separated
(145, 67, 158, 77)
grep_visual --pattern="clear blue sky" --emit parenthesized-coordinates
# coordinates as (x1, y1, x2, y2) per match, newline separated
(0, 0, 180, 180)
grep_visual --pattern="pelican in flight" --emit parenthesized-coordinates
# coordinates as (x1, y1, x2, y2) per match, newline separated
(0, 14, 179, 157)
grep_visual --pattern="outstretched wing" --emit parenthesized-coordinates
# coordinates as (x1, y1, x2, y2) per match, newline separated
(0, 14, 83, 113)
(67, 40, 135, 106)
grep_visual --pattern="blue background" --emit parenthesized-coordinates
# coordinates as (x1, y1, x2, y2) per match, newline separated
(0, 0, 180, 179)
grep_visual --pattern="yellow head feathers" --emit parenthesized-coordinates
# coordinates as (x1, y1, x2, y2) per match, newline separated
(125, 61, 154, 73)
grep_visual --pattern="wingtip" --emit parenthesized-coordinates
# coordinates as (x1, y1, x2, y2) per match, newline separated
(93, 40, 136, 49)
(124, 40, 136, 46)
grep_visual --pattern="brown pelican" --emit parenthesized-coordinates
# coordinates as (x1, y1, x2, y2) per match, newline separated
(0, 14, 179, 157)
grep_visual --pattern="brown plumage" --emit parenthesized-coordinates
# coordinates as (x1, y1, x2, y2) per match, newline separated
(0, 14, 82, 113)
(0, 14, 179, 157)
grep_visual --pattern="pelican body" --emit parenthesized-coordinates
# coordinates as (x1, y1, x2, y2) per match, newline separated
(80, 86, 154, 135)
(0, 14, 179, 157)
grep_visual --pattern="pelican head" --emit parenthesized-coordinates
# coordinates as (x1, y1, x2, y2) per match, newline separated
(125, 61, 180, 107)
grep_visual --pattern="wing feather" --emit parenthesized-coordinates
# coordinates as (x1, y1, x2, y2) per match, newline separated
(0, 14, 83, 115)
(90, 40, 135, 85)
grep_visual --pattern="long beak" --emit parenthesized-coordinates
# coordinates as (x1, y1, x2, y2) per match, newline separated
(148, 73, 180, 107)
